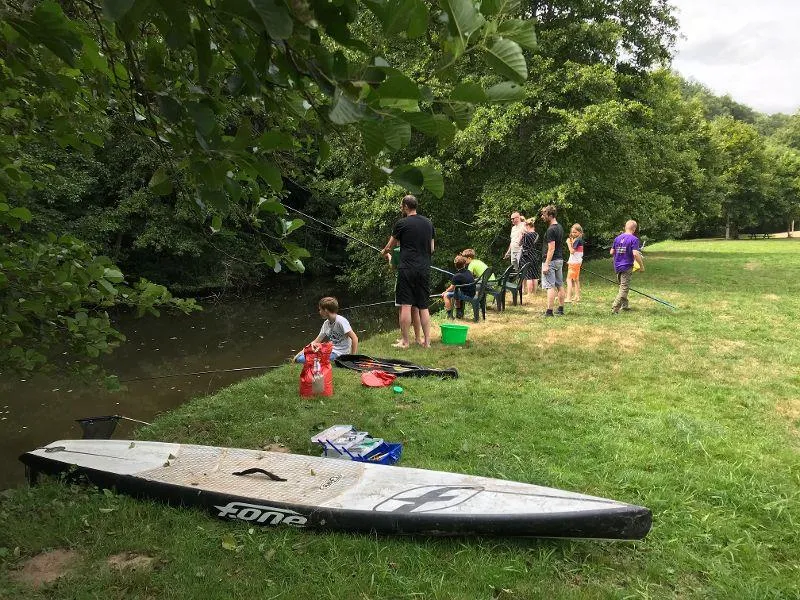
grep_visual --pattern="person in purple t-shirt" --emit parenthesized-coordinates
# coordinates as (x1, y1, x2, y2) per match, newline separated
(609, 220, 645, 313)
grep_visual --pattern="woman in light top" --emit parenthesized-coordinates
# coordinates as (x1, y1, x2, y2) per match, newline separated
(566, 224, 584, 303)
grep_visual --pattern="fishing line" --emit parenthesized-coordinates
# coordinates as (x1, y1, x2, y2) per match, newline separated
(285, 205, 454, 276)
(286, 205, 384, 252)
(123, 294, 449, 382)
(121, 364, 287, 382)
(339, 299, 397, 311)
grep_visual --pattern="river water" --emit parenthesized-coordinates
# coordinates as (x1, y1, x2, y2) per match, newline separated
(0, 278, 396, 489)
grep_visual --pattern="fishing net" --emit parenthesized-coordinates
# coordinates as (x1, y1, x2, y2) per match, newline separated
(76, 416, 120, 440)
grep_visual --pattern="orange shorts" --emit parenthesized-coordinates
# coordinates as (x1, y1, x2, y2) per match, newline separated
(567, 263, 582, 280)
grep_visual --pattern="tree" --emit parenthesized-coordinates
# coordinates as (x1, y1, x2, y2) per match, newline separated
(765, 145, 800, 236)
(1, 0, 539, 373)
(708, 117, 768, 239)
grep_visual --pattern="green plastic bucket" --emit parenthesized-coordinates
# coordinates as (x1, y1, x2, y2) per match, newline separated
(440, 322, 469, 345)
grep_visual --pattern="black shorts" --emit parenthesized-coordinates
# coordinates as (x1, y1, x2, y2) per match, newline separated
(395, 269, 430, 309)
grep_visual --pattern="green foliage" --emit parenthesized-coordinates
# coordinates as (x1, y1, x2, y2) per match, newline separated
(336, 3, 800, 292)
(3, 0, 539, 218)
(0, 0, 541, 373)
(0, 231, 198, 374)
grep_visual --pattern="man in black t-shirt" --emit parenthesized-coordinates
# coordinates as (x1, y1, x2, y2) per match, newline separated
(540, 204, 566, 317)
(381, 195, 435, 348)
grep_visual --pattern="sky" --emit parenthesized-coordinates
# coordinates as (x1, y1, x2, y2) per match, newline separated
(669, 0, 800, 115)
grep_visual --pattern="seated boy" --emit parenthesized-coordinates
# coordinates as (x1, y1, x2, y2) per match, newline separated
(293, 296, 358, 363)
(441, 255, 476, 319)
(461, 249, 489, 279)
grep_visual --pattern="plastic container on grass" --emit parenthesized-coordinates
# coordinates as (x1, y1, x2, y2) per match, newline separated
(312, 424, 403, 465)
(440, 322, 469, 345)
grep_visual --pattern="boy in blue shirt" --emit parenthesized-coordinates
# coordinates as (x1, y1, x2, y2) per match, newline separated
(441, 255, 476, 319)
(610, 220, 645, 313)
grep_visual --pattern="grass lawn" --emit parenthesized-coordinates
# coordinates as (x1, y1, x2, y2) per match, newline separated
(1, 239, 799, 599)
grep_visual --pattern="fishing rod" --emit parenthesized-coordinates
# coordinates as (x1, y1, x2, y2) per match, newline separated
(286, 205, 383, 253)
(123, 294, 450, 383)
(285, 205, 454, 276)
(121, 364, 287, 382)
(582, 268, 678, 310)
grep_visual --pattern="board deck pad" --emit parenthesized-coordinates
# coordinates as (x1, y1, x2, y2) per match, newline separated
(21, 440, 651, 539)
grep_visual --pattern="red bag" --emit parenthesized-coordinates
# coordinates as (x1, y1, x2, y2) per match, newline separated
(360, 370, 397, 388)
(299, 343, 334, 397)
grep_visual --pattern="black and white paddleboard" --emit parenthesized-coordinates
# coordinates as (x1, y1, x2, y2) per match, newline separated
(20, 440, 651, 539)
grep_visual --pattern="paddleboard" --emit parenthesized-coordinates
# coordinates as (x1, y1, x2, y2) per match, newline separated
(20, 440, 651, 539)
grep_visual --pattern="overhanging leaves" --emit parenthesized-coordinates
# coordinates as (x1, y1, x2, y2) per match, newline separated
(380, 75, 421, 101)
(389, 164, 444, 197)
(14, 2, 84, 67)
(364, 0, 428, 39)
(451, 82, 487, 103)
(103, 0, 136, 21)
(193, 28, 212, 85)
(148, 168, 173, 196)
(255, 160, 283, 190)
(485, 81, 526, 102)
(497, 19, 537, 49)
(359, 121, 384, 156)
(329, 91, 366, 124)
(417, 165, 444, 198)
(484, 38, 527, 83)
(440, 0, 485, 52)
(248, 0, 293, 40)
(400, 112, 439, 137)
(383, 118, 412, 150)
(258, 131, 295, 151)
(389, 164, 424, 193)
(187, 102, 216, 136)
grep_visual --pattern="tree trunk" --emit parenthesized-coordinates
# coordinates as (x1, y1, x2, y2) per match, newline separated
(790, 219, 795, 238)
(725, 215, 731, 240)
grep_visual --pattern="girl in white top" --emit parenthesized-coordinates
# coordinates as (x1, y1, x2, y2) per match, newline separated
(566, 224, 584, 303)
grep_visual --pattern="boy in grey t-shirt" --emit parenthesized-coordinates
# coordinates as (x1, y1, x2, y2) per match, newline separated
(293, 297, 359, 363)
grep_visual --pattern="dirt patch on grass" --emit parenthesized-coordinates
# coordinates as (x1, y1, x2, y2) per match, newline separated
(776, 400, 800, 422)
(542, 325, 641, 352)
(262, 443, 291, 453)
(763, 293, 780, 301)
(707, 356, 764, 386)
(467, 308, 642, 353)
(744, 261, 761, 271)
(9, 549, 79, 588)
(710, 339, 747, 356)
(107, 552, 155, 571)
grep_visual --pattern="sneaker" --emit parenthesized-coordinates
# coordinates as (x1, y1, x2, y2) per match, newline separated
(555, 307, 564, 316)
(611, 308, 620, 315)
(542, 310, 554, 317)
